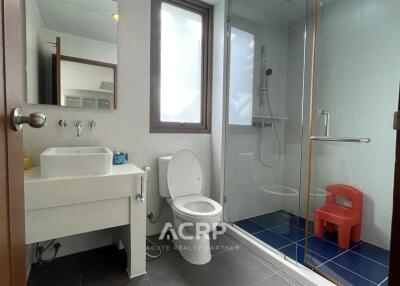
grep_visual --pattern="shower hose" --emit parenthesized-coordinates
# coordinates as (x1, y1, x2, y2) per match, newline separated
(258, 84, 281, 168)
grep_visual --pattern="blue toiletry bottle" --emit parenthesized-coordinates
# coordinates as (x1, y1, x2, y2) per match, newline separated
(113, 150, 128, 165)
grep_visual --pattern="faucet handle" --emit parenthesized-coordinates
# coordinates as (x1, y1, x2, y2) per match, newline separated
(74, 120, 83, 137)
(58, 119, 67, 129)
(88, 120, 96, 133)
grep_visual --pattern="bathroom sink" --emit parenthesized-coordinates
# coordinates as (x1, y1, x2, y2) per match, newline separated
(40, 147, 113, 177)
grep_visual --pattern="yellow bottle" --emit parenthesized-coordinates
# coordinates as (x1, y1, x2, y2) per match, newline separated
(23, 155, 32, 170)
(23, 144, 33, 170)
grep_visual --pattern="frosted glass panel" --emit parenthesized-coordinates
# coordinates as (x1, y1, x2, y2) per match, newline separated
(160, 3, 202, 123)
(229, 27, 254, 125)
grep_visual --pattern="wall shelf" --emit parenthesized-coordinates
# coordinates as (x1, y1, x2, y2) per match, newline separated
(252, 114, 288, 127)
(252, 114, 289, 121)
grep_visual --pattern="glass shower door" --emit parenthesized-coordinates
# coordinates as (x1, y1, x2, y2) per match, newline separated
(304, 1, 397, 285)
(224, 0, 308, 265)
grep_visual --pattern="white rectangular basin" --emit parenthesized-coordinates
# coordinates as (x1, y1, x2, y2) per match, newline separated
(40, 147, 113, 178)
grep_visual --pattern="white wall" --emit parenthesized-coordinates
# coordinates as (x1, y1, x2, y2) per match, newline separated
(25, 0, 44, 104)
(40, 28, 117, 63)
(23, 0, 212, 257)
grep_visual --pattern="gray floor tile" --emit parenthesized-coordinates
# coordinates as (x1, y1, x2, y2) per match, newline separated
(146, 246, 184, 278)
(255, 273, 294, 286)
(29, 235, 287, 286)
(28, 252, 82, 286)
(206, 247, 276, 286)
(127, 277, 152, 286)
(149, 264, 209, 286)
(277, 271, 305, 286)
(242, 245, 281, 273)
(147, 234, 174, 247)
(81, 246, 134, 286)
(210, 233, 242, 256)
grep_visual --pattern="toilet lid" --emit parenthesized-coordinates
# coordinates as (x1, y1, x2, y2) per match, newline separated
(167, 150, 203, 199)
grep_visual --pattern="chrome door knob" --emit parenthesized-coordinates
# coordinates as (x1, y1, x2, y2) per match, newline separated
(11, 107, 47, 131)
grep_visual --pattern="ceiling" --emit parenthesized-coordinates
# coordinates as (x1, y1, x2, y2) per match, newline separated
(232, 0, 307, 26)
(35, 0, 118, 44)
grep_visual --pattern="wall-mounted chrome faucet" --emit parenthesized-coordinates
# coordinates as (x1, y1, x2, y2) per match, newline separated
(74, 120, 83, 137)
(88, 120, 96, 133)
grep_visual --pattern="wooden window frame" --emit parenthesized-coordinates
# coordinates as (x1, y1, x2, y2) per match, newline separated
(150, 0, 213, 133)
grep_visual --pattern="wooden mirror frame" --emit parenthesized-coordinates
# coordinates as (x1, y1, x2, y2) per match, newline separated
(55, 54, 118, 109)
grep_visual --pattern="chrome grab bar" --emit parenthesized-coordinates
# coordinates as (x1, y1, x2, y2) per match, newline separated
(136, 176, 145, 203)
(310, 136, 371, 143)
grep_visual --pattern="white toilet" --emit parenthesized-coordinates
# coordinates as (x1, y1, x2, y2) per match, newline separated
(158, 149, 223, 265)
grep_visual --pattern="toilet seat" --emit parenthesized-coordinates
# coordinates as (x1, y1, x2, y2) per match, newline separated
(172, 195, 222, 218)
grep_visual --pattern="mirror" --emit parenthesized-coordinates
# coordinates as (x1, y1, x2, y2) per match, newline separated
(24, 0, 118, 109)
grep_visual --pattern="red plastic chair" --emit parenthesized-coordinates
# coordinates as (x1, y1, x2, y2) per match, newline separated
(314, 184, 363, 249)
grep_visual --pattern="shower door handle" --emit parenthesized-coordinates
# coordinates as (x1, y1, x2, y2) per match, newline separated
(310, 136, 371, 143)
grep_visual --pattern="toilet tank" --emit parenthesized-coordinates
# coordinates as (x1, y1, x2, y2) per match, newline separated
(158, 156, 172, 198)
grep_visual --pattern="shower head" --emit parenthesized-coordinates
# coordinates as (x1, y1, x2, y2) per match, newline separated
(266, 68, 272, 76)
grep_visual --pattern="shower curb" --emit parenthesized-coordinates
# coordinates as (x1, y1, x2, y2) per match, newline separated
(224, 222, 335, 286)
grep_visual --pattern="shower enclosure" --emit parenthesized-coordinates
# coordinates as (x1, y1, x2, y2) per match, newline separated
(224, 0, 308, 264)
(224, 0, 397, 285)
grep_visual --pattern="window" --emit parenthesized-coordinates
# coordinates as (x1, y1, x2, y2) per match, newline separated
(229, 27, 254, 125)
(151, 0, 213, 133)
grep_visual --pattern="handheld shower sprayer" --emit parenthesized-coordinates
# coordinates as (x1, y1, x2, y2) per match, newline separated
(257, 46, 281, 168)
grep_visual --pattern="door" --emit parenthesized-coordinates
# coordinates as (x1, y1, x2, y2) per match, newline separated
(1, 0, 30, 284)
(303, 1, 399, 285)
(223, 0, 307, 265)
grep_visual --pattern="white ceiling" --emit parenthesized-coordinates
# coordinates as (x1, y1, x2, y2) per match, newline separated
(232, 0, 306, 26)
(35, 0, 118, 44)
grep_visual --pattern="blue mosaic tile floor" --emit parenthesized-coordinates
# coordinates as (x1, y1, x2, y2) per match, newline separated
(234, 210, 389, 286)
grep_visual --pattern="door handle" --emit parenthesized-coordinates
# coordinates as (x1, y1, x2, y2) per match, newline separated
(310, 136, 371, 143)
(10, 107, 47, 131)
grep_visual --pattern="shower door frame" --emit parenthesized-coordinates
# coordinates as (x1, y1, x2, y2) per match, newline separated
(388, 90, 400, 285)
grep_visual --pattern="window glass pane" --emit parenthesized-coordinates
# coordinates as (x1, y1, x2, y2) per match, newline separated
(229, 27, 254, 125)
(160, 3, 202, 123)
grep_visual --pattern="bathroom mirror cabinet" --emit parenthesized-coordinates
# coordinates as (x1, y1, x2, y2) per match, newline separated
(23, 0, 118, 110)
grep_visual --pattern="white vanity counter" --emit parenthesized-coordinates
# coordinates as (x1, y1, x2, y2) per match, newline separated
(24, 164, 146, 278)
(25, 163, 144, 182)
